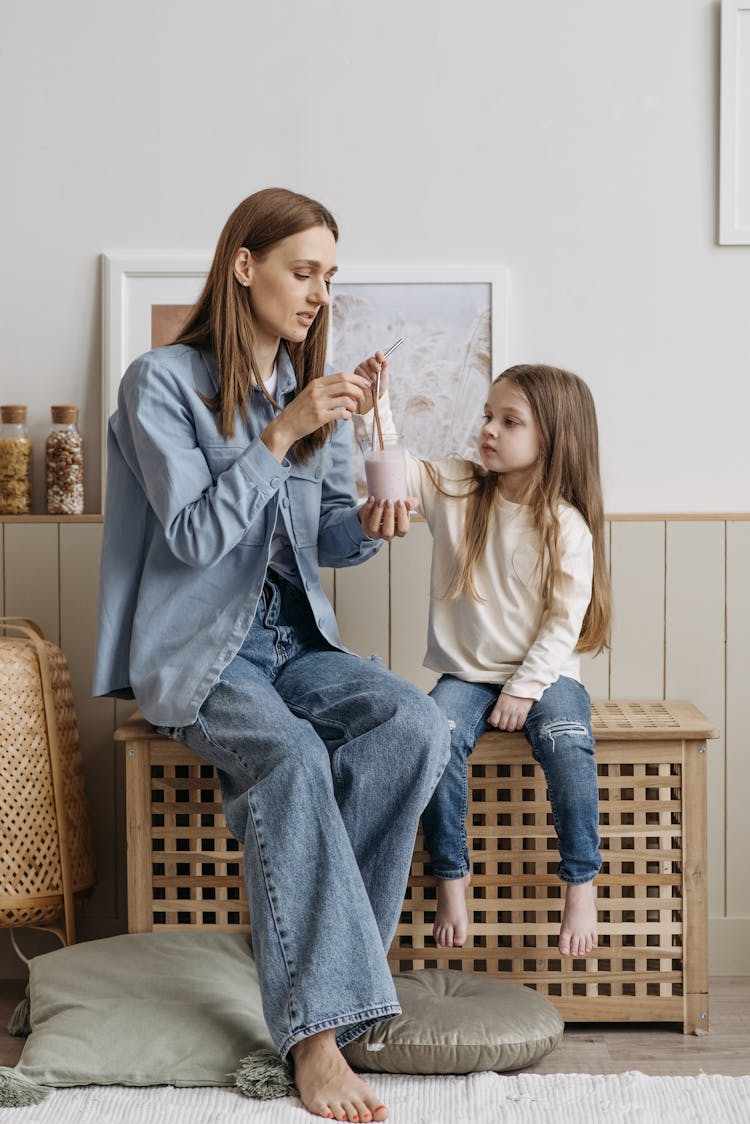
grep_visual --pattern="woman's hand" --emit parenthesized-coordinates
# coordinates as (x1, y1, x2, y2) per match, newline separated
(358, 497, 418, 541)
(260, 371, 372, 462)
(353, 351, 389, 416)
(487, 692, 534, 732)
(355, 350, 413, 540)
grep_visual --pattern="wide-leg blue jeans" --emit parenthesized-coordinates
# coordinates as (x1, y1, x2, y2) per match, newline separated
(159, 572, 450, 1059)
(421, 674, 601, 885)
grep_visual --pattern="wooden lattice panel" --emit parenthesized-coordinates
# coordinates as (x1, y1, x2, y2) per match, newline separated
(392, 742, 688, 1022)
(147, 757, 249, 930)
(121, 700, 716, 1032)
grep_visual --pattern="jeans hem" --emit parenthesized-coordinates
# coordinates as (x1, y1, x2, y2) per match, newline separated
(430, 866, 470, 880)
(558, 869, 601, 885)
(279, 1003, 402, 1060)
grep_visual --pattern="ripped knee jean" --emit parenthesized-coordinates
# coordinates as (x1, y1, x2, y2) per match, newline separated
(421, 674, 601, 884)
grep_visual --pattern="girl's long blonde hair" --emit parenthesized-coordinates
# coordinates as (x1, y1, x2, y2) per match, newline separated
(173, 187, 338, 463)
(433, 363, 611, 653)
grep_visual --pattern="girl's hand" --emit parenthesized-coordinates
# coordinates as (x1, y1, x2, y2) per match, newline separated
(488, 692, 534, 732)
(359, 497, 418, 541)
(353, 351, 389, 416)
(261, 371, 371, 461)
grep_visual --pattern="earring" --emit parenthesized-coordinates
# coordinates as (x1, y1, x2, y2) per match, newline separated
(243, 280, 249, 287)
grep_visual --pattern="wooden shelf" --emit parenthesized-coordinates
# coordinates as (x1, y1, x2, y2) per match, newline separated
(0, 514, 103, 523)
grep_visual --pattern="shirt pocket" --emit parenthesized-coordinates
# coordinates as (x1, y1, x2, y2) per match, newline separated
(287, 449, 328, 547)
(512, 543, 541, 588)
(202, 444, 269, 546)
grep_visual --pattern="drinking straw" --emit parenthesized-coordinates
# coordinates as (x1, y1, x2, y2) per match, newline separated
(371, 338, 404, 452)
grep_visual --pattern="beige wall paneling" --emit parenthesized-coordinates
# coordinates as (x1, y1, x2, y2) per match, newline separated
(3, 523, 60, 643)
(60, 523, 120, 937)
(609, 521, 665, 698)
(2, 515, 747, 977)
(0, 524, 4, 614)
(389, 522, 437, 692)
(579, 520, 611, 699)
(665, 522, 725, 926)
(334, 545, 389, 663)
(114, 699, 136, 726)
(725, 521, 750, 942)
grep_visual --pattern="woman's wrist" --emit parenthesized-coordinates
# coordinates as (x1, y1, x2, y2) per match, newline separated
(260, 416, 297, 463)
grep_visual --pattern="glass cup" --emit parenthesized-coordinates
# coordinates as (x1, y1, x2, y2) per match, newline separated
(363, 433, 408, 503)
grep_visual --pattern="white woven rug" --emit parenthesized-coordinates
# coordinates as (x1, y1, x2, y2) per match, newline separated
(1, 1072, 748, 1124)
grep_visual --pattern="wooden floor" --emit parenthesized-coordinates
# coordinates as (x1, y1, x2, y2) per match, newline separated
(1, 977, 748, 1076)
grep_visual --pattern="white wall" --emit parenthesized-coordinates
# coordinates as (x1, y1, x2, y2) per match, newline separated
(0, 0, 746, 515)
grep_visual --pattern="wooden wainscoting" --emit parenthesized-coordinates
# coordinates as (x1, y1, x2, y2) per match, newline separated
(1, 514, 749, 977)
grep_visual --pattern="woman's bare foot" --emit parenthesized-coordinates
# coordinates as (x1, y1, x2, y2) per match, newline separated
(433, 873, 471, 947)
(559, 880, 598, 956)
(291, 1029, 388, 1121)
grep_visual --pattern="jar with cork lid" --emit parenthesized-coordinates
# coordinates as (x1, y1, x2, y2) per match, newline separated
(46, 406, 84, 514)
(0, 405, 32, 515)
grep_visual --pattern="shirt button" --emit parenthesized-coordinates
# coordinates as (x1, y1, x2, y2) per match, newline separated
(281, 497, 289, 509)
(314, 466, 321, 480)
(270, 476, 280, 488)
(305, 580, 311, 590)
(317, 617, 325, 628)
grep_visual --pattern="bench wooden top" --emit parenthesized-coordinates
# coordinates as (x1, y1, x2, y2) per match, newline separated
(116, 698, 719, 744)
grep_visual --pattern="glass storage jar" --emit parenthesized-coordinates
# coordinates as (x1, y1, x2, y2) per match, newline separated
(0, 405, 32, 515)
(46, 405, 84, 515)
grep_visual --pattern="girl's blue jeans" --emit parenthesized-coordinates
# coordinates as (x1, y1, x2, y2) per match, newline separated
(422, 674, 601, 885)
(157, 572, 450, 1059)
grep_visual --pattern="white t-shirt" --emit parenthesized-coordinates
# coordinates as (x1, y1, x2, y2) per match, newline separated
(263, 364, 278, 400)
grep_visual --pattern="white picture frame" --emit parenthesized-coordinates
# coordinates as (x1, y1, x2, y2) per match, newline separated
(101, 255, 508, 504)
(720, 0, 750, 244)
(101, 253, 210, 503)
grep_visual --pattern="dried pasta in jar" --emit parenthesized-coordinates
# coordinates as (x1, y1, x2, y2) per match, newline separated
(0, 405, 32, 515)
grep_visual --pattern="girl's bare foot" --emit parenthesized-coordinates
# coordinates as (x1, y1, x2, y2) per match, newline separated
(433, 873, 471, 947)
(291, 1029, 388, 1121)
(559, 880, 598, 956)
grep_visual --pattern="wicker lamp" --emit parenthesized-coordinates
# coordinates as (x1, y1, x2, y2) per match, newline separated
(0, 617, 96, 952)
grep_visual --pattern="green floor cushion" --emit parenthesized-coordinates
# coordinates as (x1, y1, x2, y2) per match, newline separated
(2, 932, 562, 1106)
(343, 969, 564, 1075)
(14, 931, 274, 1091)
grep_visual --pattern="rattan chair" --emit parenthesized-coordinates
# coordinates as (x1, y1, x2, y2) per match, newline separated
(0, 617, 96, 953)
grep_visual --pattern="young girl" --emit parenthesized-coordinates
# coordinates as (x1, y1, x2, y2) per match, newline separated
(357, 359, 612, 958)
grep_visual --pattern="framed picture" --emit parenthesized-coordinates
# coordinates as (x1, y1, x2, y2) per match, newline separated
(100, 253, 210, 501)
(720, 0, 750, 244)
(329, 267, 508, 495)
(101, 255, 508, 503)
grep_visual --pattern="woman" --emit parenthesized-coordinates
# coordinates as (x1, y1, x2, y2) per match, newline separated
(94, 188, 450, 1123)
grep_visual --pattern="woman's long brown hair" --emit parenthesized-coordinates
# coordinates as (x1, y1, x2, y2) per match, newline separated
(173, 187, 338, 462)
(432, 364, 611, 653)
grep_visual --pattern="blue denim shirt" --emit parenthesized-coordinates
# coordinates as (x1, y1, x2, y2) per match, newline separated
(92, 342, 380, 727)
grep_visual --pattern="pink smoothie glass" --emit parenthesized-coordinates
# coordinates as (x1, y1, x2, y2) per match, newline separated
(363, 434, 408, 502)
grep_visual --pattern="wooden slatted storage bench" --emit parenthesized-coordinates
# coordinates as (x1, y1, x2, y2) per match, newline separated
(119, 699, 718, 1034)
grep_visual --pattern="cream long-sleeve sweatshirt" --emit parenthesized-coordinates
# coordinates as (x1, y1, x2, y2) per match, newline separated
(360, 394, 593, 699)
